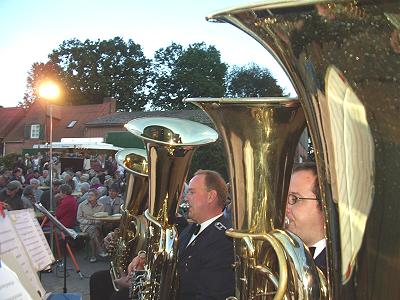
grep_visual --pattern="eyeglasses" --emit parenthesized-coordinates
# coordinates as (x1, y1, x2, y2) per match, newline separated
(287, 193, 319, 205)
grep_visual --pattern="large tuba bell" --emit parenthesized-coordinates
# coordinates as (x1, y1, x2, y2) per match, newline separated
(187, 97, 326, 299)
(125, 117, 218, 300)
(110, 148, 149, 290)
(208, 1, 400, 299)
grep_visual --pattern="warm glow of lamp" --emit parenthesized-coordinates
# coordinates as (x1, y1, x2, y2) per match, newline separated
(39, 81, 60, 100)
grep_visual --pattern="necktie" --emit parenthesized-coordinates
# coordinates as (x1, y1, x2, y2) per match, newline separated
(309, 246, 316, 257)
(193, 223, 201, 235)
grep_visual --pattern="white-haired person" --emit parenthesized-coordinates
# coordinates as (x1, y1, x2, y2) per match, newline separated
(77, 188, 107, 262)
(30, 178, 43, 203)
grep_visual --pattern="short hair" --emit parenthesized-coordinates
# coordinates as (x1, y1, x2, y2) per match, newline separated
(30, 178, 40, 185)
(53, 179, 63, 186)
(109, 183, 119, 193)
(292, 162, 321, 207)
(91, 177, 100, 185)
(194, 169, 227, 209)
(88, 188, 99, 198)
(23, 185, 34, 196)
(59, 184, 73, 195)
(80, 182, 90, 192)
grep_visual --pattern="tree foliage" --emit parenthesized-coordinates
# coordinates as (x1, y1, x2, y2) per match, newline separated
(48, 37, 151, 111)
(226, 63, 285, 97)
(19, 62, 67, 109)
(149, 42, 227, 110)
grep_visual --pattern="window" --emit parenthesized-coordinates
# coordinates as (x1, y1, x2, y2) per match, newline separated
(30, 124, 40, 139)
(67, 120, 78, 128)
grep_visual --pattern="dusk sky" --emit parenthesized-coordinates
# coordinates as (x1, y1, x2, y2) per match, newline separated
(0, 0, 295, 108)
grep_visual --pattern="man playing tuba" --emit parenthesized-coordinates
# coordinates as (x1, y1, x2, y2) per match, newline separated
(285, 162, 327, 274)
(127, 169, 235, 300)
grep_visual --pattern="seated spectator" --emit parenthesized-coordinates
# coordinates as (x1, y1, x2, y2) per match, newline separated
(24, 169, 33, 184)
(63, 173, 76, 192)
(73, 171, 82, 193)
(97, 186, 108, 198)
(80, 173, 90, 184)
(21, 185, 35, 208)
(30, 178, 43, 203)
(0, 175, 9, 190)
(90, 177, 102, 190)
(103, 175, 114, 191)
(98, 184, 123, 216)
(0, 180, 24, 210)
(77, 189, 107, 262)
(77, 182, 91, 205)
(55, 184, 78, 229)
(40, 179, 63, 211)
(10, 168, 25, 185)
(38, 170, 49, 186)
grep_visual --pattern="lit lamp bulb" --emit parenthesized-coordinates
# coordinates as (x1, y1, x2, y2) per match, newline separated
(39, 81, 60, 100)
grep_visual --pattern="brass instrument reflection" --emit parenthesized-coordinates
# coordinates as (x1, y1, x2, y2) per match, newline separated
(208, 0, 400, 299)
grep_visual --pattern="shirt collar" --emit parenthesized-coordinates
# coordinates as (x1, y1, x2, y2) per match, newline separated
(196, 213, 223, 236)
(311, 239, 326, 259)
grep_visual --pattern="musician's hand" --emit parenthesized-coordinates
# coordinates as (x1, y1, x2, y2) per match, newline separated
(114, 272, 132, 289)
(127, 251, 146, 274)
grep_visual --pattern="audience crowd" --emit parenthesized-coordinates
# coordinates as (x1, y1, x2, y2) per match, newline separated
(0, 152, 125, 263)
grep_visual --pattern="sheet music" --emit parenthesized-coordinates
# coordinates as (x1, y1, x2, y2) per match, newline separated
(0, 212, 45, 297)
(9, 209, 55, 271)
(29, 210, 54, 260)
(0, 260, 34, 300)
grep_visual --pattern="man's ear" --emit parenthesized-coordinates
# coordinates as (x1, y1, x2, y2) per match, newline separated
(208, 189, 217, 204)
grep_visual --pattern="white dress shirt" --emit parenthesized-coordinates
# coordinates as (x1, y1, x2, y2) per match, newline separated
(187, 213, 223, 247)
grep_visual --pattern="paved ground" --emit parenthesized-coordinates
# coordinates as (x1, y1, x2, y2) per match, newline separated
(40, 242, 109, 300)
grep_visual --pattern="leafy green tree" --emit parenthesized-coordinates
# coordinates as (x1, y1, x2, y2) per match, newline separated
(48, 37, 151, 111)
(149, 42, 227, 110)
(19, 62, 67, 109)
(226, 63, 285, 97)
(189, 139, 228, 181)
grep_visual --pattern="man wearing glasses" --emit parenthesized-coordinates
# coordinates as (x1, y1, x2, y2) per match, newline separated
(285, 162, 326, 274)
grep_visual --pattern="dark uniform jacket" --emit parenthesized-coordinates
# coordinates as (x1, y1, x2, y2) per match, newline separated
(314, 248, 327, 276)
(177, 215, 235, 300)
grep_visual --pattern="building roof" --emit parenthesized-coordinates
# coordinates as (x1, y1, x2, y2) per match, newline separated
(51, 101, 115, 140)
(85, 109, 213, 127)
(0, 107, 25, 138)
(4, 100, 115, 142)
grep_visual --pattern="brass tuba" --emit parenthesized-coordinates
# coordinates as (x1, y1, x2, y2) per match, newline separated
(125, 117, 218, 300)
(187, 97, 326, 299)
(110, 148, 149, 290)
(208, 1, 400, 299)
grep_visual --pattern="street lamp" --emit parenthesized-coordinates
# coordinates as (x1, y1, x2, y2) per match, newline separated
(39, 81, 60, 213)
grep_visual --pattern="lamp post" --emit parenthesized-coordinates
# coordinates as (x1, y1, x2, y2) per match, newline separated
(39, 81, 60, 252)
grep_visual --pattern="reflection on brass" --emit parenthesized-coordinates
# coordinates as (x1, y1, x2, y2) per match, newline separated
(125, 117, 218, 300)
(187, 98, 325, 299)
(109, 148, 149, 290)
(208, 1, 400, 299)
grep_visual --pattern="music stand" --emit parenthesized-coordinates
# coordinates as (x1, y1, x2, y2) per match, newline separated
(35, 203, 77, 293)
